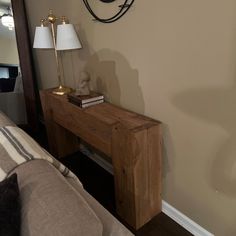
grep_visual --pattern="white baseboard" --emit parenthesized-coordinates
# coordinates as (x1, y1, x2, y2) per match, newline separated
(162, 201, 214, 236)
(79, 144, 214, 236)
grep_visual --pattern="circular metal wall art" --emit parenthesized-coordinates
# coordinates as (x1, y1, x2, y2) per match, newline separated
(99, 0, 116, 2)
(82, 0, 135, 23)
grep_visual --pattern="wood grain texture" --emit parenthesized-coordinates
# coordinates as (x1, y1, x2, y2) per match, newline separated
(40, 91, 79, 158)
(11, 0, 39, 131)
(112, 123, 162, 229)
(52, 97, 112, 156)
(40, 89, 162, 229)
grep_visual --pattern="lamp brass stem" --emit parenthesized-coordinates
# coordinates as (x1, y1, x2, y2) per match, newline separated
(50, 22, 72, 95)
(50, 22, 62, 87)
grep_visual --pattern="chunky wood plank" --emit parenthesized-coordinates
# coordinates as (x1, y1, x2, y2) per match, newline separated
(40, 89, 162, 229)
(46, 93, 112, 156)
(112, 123, 162, 229)
(40, 91, 79, 157)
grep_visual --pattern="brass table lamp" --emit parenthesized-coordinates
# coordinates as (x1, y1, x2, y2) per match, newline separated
(33, 10, 82, 95)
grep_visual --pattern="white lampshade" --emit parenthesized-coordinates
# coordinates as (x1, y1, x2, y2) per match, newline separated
(1, 15, 14, 30)
(56, 24, 82, 51)
(33, 26, 54, 49)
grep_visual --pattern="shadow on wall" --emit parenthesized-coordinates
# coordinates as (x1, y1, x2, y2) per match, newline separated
(83, 49, 145, 115)
(61, 25, 145, 114)
(60, 26, 90, 89)
(161, 123, 176, 197)
(84, 53, 121, 105)
(172, 85, 236, 197)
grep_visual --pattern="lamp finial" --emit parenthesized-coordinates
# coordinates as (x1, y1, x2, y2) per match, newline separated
(61, 16, 69, 24)
(47, 9, 57, 24)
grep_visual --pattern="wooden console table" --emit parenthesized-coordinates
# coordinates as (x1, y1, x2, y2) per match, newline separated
(40, 89, 162, 230)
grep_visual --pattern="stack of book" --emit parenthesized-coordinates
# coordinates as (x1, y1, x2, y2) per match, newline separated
(67, 92, 104, 108)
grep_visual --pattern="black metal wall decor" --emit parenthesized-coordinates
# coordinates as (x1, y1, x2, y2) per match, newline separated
(99, 0, 116, 2)
(82, 0, 135, 23)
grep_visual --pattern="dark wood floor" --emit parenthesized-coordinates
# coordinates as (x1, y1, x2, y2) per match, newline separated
(61, 153, 193, 236)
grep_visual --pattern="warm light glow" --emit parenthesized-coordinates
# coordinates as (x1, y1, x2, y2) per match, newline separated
(56, 24, 82, 50)
(1, 15, 14, 30)
(33, 26, 54, 49)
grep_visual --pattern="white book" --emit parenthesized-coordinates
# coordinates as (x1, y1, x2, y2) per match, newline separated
(69, 91, 104, 104)
(81, 99, 104, 108)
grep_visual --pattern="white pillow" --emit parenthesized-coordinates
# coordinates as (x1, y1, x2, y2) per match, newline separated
(14, 75, 23, 93)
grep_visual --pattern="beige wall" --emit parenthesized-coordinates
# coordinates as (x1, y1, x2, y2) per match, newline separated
(25, 0, 236, 235)
(0, 36, 19, 65)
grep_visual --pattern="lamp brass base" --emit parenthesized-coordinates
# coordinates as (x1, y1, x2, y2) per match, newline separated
(52, 85, 73, 95)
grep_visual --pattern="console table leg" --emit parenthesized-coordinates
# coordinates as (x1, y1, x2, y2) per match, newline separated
(112, 123, 162, 229)
(40, 91, 79, 158)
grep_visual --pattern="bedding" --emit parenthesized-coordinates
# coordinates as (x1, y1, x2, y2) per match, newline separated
(0, 112, 15, 127)
(0, 111, 134, 236)
(0, 126, 81, 185)
(14, 160, 103, 236)
(0, 173, 21, 236)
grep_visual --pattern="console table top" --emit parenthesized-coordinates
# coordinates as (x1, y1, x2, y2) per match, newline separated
(43, 89, 161, 130)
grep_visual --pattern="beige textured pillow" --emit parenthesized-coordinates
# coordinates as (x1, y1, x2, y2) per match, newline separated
(0, 112, 15, 127)
(14, 160, 103, 236)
